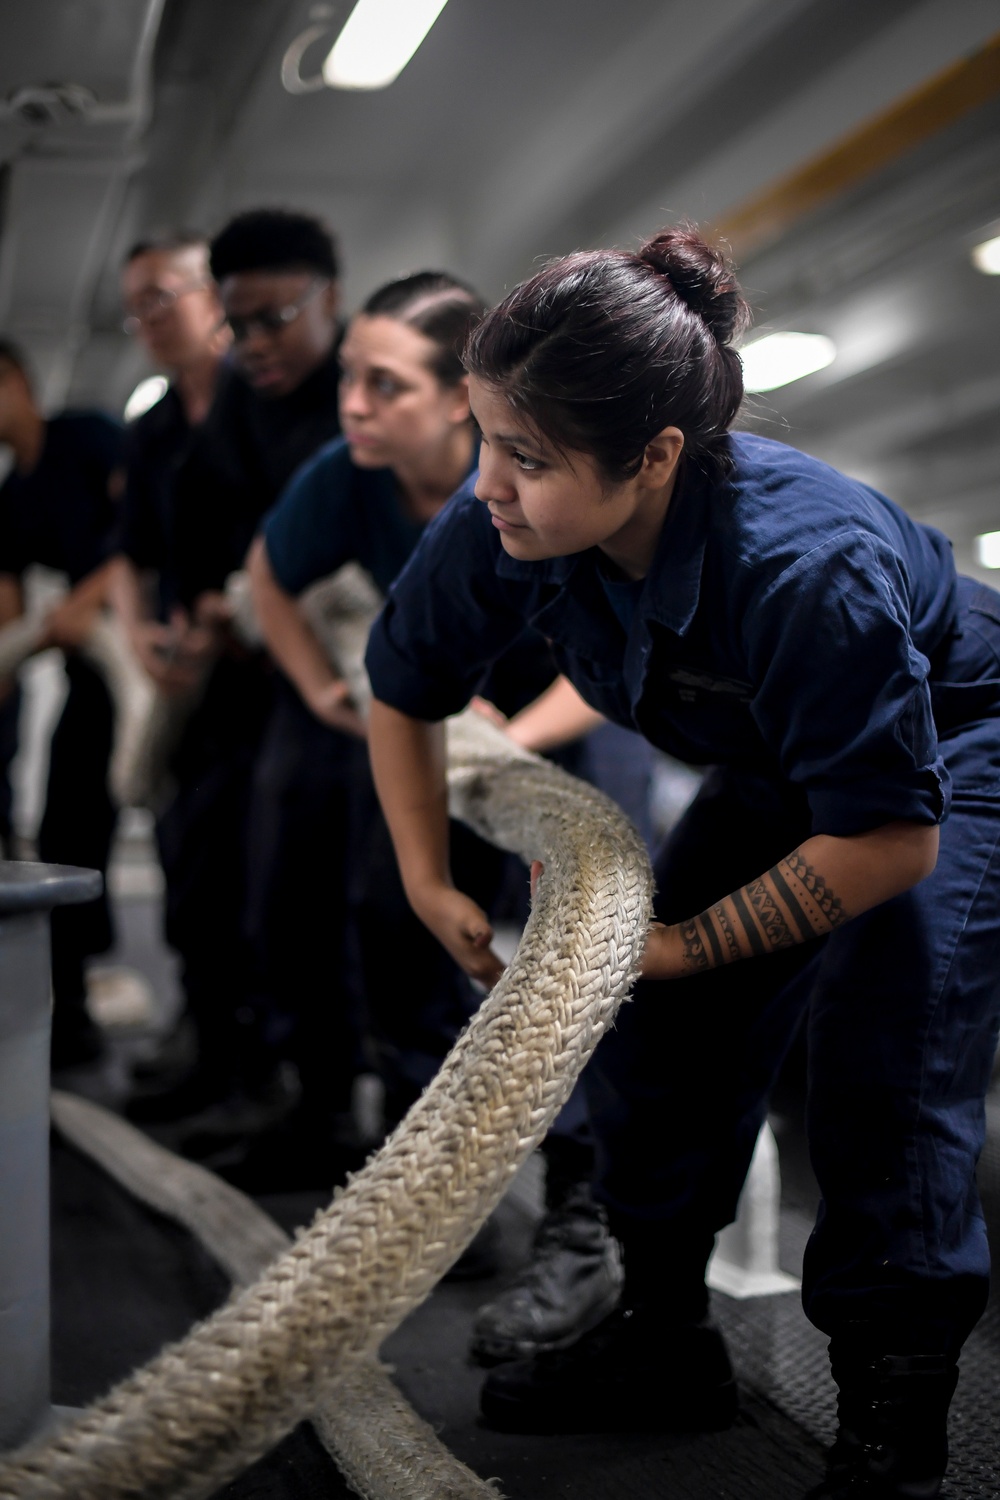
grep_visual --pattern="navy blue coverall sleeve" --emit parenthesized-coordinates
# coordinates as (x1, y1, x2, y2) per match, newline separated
(366, 491, 529, 721)
(262, 440, 360, 597)
(742, 530, 949, 836)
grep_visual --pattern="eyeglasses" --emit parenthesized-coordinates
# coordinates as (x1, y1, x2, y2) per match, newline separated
(122, 282, 210, 334)
(221, 278, 329, 343)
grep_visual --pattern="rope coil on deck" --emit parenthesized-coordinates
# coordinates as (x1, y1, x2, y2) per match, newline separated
(0, 569, 654, 1500)
(48, 1090, 505, 1499)
(3, 730, 650, 1499)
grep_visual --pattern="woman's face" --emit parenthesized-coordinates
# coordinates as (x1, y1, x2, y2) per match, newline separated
(470, 376, 680, 570)
(339, 315, 470, 470)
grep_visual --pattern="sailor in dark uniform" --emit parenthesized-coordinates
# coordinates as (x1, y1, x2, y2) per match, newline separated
(0, 338, 123, 1067)
(363, 228, 1000, 1500)
(116, 210, 344, 1123)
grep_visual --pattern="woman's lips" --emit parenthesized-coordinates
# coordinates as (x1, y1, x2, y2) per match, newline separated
(490, 510, 527, 533)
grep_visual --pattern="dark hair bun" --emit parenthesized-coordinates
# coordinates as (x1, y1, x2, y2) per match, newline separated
(637, 227, 749, 345)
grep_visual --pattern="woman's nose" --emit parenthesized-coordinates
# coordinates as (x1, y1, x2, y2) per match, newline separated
(340, 379, 370, 419)
(474, 451, 514, 504)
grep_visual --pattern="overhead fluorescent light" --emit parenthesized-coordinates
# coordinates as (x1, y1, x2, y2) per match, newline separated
(975, 530, 1000, 569)
(971, 234, 1000, 275)
(124, 375, 168, 422)
(740, 332, 836, 393)
(324, 0, 450, 90)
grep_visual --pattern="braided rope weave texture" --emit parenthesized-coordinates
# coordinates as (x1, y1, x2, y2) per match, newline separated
(1, 709, 652, 1500)
(49, 1090, 502, 1499)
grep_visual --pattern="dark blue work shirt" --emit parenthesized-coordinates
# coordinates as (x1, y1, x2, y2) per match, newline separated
(118, 384, 196, 615)
(162, 346, 343, 608)
(263, 435, 568, 717)
(0, 411, 123, 584)
(263, 436, 426, 597)
(367, 433, 959, 838)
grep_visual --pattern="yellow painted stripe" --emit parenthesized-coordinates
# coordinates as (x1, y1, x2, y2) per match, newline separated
(715, 31, 1000, 258)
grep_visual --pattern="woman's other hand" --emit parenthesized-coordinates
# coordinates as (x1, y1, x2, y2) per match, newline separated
(469, 695, 508, 730)
(43, 593, 102, 651)
(411, 881, 505, 989)
(305, 676, 367, 738)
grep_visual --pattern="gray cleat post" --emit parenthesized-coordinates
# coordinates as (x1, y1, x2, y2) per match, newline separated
(0, 861, 102, 1450)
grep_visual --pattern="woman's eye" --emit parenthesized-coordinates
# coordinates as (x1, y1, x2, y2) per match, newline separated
(513, 449, 542, 472)
(374, 376, 401, 397)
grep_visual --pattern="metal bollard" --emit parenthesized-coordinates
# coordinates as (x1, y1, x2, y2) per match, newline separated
(0, 861, 102, 1450)
(707, 1121, 800, 1299)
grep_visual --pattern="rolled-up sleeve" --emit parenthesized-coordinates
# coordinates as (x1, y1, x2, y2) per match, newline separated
(745, 531, 949, 835)
(366, 486, 531, 721)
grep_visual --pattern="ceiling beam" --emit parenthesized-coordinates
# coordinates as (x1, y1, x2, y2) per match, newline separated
(715, 28, 1000, 258)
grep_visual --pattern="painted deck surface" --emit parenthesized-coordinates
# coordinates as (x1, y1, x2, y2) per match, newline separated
(46, 890, 1000, 1499)
(50, 1136, 826, 1500)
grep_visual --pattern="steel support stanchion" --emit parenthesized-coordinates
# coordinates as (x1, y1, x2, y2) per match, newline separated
(707, 1120, 801, 1299)
(0, 861, 102, 1451)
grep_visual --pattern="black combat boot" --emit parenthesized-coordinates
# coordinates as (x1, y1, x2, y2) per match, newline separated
(479, 1305, 738, 1434)
(470, 1179, 623, 1364)
(806, 1347, 959, 1498)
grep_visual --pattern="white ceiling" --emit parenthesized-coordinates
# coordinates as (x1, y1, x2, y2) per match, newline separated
(0, 0, 997, 571)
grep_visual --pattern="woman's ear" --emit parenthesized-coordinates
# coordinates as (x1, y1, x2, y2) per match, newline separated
(642, 426, 684, 487)
(447, 373, 472, 426)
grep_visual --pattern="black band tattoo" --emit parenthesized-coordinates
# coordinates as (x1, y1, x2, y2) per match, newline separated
(769, 863, 817, 942)
(712, 901, 743, 964)
(747, 877, 797, 950)
(730, 886, 769, 957)
(674, 850, 845, 979)
(700, 910, 726, 967)
(784, 851, 846, 928)
(679, 917, 712, 972)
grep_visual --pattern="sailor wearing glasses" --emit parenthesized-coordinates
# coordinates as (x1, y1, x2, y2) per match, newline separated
(118, 209, 345, 1130)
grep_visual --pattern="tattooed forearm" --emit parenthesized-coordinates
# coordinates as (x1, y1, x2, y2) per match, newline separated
(679, 916, 712, 973)
(783, 850, 846, 928)
(672, 845, 847, 977)
(711, 902, 743, 964)
(747, 876, 798, 950)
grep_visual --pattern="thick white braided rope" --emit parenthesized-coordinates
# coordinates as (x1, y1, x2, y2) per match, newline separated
(1, 710, 651, 1500)
(0, 612, 46, 677)
(49, 1090, 502, 1499)
(0, 604, 158, 808)
(0, 564, 384, 811)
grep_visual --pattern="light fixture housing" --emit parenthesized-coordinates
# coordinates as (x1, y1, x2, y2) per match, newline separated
(740, 332, 836, 393)
(324, 0, 450, 90)
(124, 375, 168, 422)
(975, 530, 1000, 569)
(971, 235, 1000, 276)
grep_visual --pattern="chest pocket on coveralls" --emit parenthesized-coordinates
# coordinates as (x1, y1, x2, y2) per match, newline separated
(648, 666, 756, 764)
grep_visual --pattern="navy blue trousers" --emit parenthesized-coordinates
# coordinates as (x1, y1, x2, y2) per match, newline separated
(244, 678, 368, 1115)
(584, 579, 1000, 1353)
(39, 658, 116, 1021)
(157, 654, 273, 1078)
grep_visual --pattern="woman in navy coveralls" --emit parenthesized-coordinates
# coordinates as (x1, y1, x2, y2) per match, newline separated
(363, 228, 1000, 1499)
(249, 273, 630, 1353)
